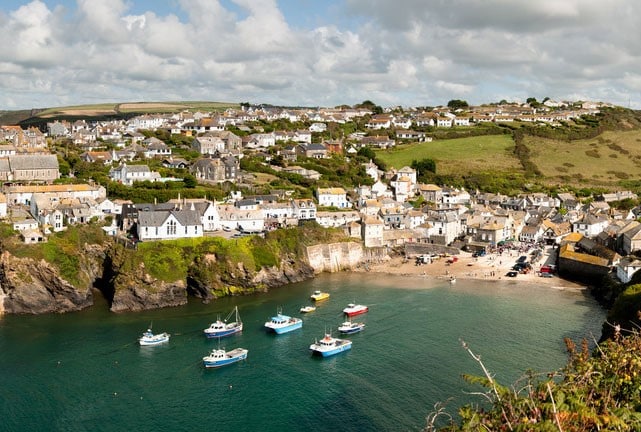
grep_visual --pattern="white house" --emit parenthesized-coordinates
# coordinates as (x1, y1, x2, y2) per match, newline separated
(217, 204, 265, 232)
(291, 199, 316, 221)
(137, 209, 203, 241)
(109, 164, 160, 186)
(316, 187, 351, 209)
(616, 257, 641, 283)
(572, 213, 610, 237)
(315, 211, 360, 228)
(309, 123, 327, 133)
(168, 198, 221, 232)
(0, 192, 7, 218)
(361, 216, 384, 247)
(436, 118, 453, 127)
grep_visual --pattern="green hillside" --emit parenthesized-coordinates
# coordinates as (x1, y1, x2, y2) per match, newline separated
(375, 134, 520, 175)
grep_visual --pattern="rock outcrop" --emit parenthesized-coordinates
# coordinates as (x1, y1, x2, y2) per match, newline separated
(0, 251, 94, 314)
(0, 238, 381, 315)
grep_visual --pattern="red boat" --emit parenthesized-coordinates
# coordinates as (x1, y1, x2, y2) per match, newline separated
(343, 303, 368, 317)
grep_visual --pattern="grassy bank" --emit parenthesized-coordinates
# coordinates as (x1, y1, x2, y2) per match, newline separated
(375, 134, 520, 175)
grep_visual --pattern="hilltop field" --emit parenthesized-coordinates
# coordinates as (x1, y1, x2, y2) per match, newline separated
(375, 128, 641, 191)
(35, 101, 239, 117)
(0, 101, 240, 124)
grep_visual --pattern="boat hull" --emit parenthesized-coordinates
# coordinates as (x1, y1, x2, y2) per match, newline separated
(139, 333, 170, 346)
(266, 321, 303, 334)
(338, 325, 364, 334)
(203, 349, 248, 368)
(203, 325, 242, 339)
(344, 308, 368, 317)
(310, 341, 352, 357)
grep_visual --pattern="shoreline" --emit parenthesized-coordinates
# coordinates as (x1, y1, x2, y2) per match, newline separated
(357, 247, 586, 291)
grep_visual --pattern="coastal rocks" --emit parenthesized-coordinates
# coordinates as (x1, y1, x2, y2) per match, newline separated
(252, 259, 315, 288)
(187, 254, 315, 302)
(110, 279, 188, 312)
(0, 251, 93, 314)
(110, 262, 188, 312)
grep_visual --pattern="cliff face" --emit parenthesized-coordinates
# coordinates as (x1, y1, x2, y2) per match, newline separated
(110, 271, 188, 313)
(0, 245, 103, 314)
(0, 239, 374, 314)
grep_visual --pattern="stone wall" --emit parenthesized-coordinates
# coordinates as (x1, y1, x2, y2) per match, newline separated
(305, 242, 365, 273)
(404, 243, 461, 257)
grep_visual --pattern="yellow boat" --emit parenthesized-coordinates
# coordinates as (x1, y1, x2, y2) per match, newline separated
(310, 290, 330, 301)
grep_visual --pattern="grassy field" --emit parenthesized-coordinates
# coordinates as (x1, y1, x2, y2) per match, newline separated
(37, 103, 118, 117)
(35, 101, 239, 118)
(525, 130, 641, 187)
(375, 134, 521, 175)
(117, 101, 239, 113)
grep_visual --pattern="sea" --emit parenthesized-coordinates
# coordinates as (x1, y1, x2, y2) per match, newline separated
(0, 273, 605, 432)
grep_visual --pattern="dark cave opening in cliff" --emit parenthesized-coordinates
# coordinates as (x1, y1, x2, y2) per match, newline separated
(93, 255, 116, 308)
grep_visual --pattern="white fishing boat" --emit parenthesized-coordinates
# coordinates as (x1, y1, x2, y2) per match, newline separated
(264, 309, 303, 334)
(300, 305, 316, 313)
(204, 306, 243, 339)
(309, 333, 352, 357)
(337, 320, 365, 334)
(202, 347, 248, 368)
(139, 328, 170, 346)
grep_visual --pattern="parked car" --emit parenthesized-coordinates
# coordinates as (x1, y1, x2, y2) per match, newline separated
(506, 271, 518, 277)
(517, 255, 528, 263)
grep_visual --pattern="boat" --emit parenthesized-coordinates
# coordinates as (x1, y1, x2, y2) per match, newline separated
(309, 333, 352, 357)
(264, 309, 303, 334)
(300, 305, 316, 313)
(343, 303, 369, 317)
(310, 290, 330, 301)
(449, 277, 457, 284)
(337, 320, 365, 334)
(139, 328, 170, 346)
(203, 306, 243, 338)
(202, 347, 248, 368)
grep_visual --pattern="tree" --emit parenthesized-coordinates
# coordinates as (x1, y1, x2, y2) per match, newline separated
(447, 99, 469, 110)
(411, 158, 437, 182)
(355, 100, 383, 114)
(182, 174, 197, 188)
(526, 97, 542, 108)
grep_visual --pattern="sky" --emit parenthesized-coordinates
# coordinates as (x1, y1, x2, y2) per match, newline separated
(1, 0, 640, 110)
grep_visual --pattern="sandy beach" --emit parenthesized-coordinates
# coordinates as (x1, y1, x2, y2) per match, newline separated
(359, 245, 586, 290)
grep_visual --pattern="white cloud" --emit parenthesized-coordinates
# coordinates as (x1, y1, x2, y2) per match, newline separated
(0, 0, 639, 108)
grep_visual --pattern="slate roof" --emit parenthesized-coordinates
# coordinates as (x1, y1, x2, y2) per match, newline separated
(138, 209, 201, 228)
(8, 154, 59, 170)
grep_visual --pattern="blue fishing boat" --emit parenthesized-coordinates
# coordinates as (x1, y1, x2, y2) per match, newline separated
(337, 320, 365, 334)
(203, 306, 243, 338)
(202, 347, 248, 368)
(264, 309, 303, 334)
(309, 333, 352, 357)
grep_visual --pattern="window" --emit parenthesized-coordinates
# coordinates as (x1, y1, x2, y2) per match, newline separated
(168, 219, 176, 235)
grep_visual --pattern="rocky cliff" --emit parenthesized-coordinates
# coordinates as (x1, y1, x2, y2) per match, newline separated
(0, 242, 106, 314)
(0, 238, 376, 315)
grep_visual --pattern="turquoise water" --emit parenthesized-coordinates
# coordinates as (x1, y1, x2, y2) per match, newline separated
(0, 273, 605, 431)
